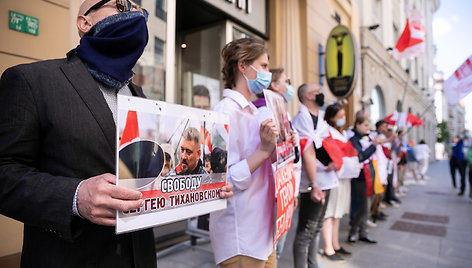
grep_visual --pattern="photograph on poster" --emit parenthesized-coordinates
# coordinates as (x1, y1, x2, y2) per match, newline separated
(116, 96, 229, 233)
(263, 90, 295, 168)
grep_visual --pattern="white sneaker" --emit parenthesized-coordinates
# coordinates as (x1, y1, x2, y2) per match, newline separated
(390, 201, 400, 208)
(380, 202, 386, 209)
(366, 219, 377, 228)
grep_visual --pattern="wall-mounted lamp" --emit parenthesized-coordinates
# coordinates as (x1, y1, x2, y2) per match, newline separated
(361, 95, 373, 105)
(368, 24, 380, 31)
(333, 12, 341, 24)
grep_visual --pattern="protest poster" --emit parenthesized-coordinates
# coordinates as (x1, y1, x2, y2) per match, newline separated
(263, 90, 295, 168)
(263, 90, 296, 245)
(116, 95, 229, 234)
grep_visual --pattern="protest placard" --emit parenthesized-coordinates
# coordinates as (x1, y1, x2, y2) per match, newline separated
(116, 95, 229, 234)
(263, 90, 296, 244)
(263, 90, 295, 169)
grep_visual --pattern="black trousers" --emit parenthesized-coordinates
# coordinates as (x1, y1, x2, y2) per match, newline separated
(450, 157, 467, 191)
(293, 190, 330, 268)
(384, 173, 397, 203)
(349, 174, 368, 238)
(469, 165, 472, 197)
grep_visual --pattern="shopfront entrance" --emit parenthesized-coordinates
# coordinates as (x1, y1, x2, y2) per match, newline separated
(175, 0, 262, 108)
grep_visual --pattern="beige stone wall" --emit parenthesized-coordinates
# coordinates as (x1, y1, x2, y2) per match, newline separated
(0, 0, 71, 73)
(0, 0, 72, 258)
(268, 0, 361, 124)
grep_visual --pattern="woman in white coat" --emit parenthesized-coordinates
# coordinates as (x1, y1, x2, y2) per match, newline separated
(415, 140, 431, 180)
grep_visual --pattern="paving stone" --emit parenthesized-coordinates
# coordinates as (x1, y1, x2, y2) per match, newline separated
(156, 160, 472, 268)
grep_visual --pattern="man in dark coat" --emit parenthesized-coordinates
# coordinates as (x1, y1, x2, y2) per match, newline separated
(0, 0, 155, 267)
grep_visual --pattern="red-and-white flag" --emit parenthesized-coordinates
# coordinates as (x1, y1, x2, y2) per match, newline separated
(200, 124, 212, 156)
(324, 126, 361, 179)
(392, 9, 425, 60)
(443, 55, 472, 105)
(294, 107, 360, 180)
(384, 112, 423, 128)
(119, 110, 140, 147)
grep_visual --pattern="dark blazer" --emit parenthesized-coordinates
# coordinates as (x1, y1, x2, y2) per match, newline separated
(349, 131, 377, 163)
(0, 50, 156, 268)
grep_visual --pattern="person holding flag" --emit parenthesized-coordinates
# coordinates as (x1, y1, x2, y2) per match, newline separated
(320, 102, 360, 263)
(347, 112, 382, 244)
(292, 83, 338, 268)
(368, 120, 393, 223)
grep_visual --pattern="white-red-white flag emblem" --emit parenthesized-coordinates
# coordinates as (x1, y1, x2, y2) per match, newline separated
(392, 9, 425, 60)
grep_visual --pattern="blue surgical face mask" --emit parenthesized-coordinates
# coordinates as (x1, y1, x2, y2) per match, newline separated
(283, 83, 294, 102)
(243, 65, 272, 94)
(336, 118, 346, 127)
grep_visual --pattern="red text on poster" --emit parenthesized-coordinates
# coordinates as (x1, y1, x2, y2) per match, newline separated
(274, 161, 296, 245)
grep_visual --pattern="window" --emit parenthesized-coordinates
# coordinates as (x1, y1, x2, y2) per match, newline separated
(132, 36, 166, 101)
(370, 86, 385, 124)
(156, 0, 166, 21)
(396, 99, 402, 112)
(154, 37, 164, 66)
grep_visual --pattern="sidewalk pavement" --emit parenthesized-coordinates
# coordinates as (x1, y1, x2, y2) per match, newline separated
(156, 160, 472, 268)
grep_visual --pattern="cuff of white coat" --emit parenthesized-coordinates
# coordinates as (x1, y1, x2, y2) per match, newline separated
(228, 159, 252, 190)
(72, 180, 85, 218)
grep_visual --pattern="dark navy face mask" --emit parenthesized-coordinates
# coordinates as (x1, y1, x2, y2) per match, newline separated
(76, 11, 148, 89)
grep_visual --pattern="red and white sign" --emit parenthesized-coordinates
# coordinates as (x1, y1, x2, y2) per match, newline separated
(263, 90, 296, 244)
(116, 96, 229, 234)
(274, 162, 295, 245)
(444, 55, 472, 105)
(392, 9, 425, 60)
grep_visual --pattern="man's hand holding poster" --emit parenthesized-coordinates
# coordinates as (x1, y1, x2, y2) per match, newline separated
(116, 95, 229, 234)
(263, 90, 296, 245)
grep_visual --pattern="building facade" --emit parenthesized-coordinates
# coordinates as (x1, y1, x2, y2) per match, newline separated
(268, 0, 361, 123)
(358, 0, 439, 158)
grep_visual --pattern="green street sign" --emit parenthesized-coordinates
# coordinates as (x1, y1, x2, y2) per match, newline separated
(9, 10, 39, 36)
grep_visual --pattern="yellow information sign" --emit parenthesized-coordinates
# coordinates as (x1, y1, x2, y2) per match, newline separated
(325, 25, 358, 98)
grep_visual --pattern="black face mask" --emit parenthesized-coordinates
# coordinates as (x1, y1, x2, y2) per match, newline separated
(315, 93, 325, 107)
